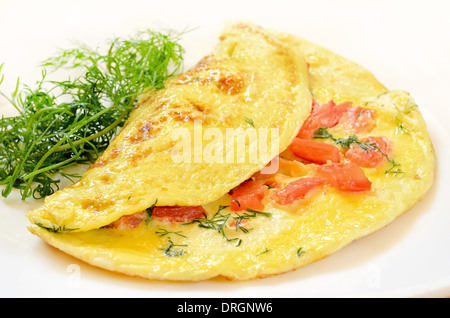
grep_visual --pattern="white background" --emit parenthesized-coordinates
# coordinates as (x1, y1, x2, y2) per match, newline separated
(0, 0, 449, 297)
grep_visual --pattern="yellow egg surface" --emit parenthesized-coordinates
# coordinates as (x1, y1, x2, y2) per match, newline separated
(28, 26, 434, 281)
(26, 23, 312, 233)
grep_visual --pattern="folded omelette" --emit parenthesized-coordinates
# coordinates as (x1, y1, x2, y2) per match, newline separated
(27, 23, 434, 281)
(27, 23, 312, 233)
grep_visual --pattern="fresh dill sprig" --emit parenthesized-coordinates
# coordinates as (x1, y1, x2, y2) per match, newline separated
(257, 248, 270, 256)
(231, 208, 270, 234)
(313, 128, 365, 149)
(385, 160, 404, 176)
(244, 116, 255, 127)
(155, 228, 187, 238)
(187, 207, 240, 245)
(36, 222, 78, 233)
(296, 247, 305, 257)
(156, 227, 187, 257)
(0, 29, 184, 200)
(393, 99, 417, 135)
(186, 206, 272, 246)
(312, 128, 404, 175)
(239, 208, 272, 218)
(160, 237, 188, 257)
(145, 199, 158, 223)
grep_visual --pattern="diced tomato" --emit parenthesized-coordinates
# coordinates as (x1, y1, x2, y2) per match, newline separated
(316, 163, 372, 192)
(152, 206, 206, 222)
(342, 106, 377, 133)
(297, 117, 322, 139)
(297, 100, 352, 139)
(290, 138, 341, 165)
(105, 211, 147, 230)
(313, 100, 352, 128)
(273, 177, 326, 205)
(230, 179, 267, 212)
(345, 136, 391, 168)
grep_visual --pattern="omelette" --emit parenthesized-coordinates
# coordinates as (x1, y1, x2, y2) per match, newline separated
(27, 23, 434, 281)
(27, 23, 312, 233)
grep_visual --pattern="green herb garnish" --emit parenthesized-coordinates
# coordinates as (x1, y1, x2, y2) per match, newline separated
(312, 128, 404, 175)
(160, 237, 188, 257)
(155, 227, 188, 257)
(35, 222, 78, 233)
(244, 116, 255, 127)
(0, 29, 184, 200)
(145, 199, 158, 223)
(241, 208, 272, 218)
(296, 247, 305, 257)
(385, 160, 404, 176)
(231, 209, 269, 234)
(187, 207, 240, 245)
(394, 99, 417, 135)
(155, 228, 186, 238)
(257, 248, 270, 256)
(186, 206, 271, 246)
(313, 128, 364, 149)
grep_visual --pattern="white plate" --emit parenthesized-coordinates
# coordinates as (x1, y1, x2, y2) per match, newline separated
(1, 0, 449, 298)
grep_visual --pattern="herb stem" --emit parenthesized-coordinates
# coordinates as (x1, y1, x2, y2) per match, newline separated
(21, 102, 128, 196)
(41, 105, 130, 155)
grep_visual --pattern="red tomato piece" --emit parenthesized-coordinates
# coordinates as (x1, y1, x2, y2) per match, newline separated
(105, 211, 147, 230)
(345, 136, 391, 168)
(313, 101, 352, 128)
(343, 106, 377, 133)
(273, 177, 326, 205)
(316, 163, 372, 192)
(152, 206, 206, 222)
(310, 99, 335, 117)
(290, 138, 341, 164)
(297, 117, 322, 139)
(297, 100, 352, 139)
(230, 179, 267, 212)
